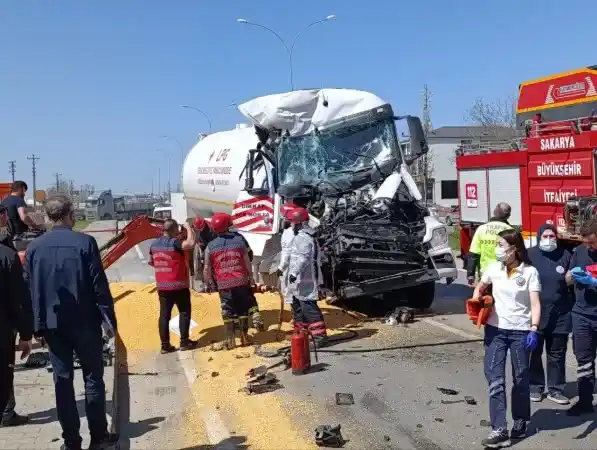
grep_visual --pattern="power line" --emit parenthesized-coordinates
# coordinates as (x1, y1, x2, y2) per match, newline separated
(8, 161, 16, 182)
(27, 154, 40, 209)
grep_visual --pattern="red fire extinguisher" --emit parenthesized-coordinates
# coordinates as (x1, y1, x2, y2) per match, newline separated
(291, 328, 318, 375)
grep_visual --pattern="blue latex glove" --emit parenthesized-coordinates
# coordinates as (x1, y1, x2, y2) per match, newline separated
(571, 267, 597, 286)
(526, 331, 539, 351)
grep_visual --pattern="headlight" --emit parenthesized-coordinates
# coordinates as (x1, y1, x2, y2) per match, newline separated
(429, 227, 448, 248)
(371, 197, 391, 213)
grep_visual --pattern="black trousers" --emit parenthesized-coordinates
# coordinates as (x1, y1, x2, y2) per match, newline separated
(0, 344, 14, 416)
(219, 286, 255, 321)
(158, 288, 192, 345)
(291, 297, 327, 337)
(529, 332, 568, 395)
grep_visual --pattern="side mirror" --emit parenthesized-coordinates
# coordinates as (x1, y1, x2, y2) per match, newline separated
(403, 116, 429, 165)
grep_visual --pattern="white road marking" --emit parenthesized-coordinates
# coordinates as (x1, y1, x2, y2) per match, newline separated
(422, 317, 577, 369)
(422, 317, 482, 341)
(134, 244, 145, 262)
(179, 354, 232, 446)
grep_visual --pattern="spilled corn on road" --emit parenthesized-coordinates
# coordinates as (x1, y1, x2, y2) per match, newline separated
(88, 222, 597, 449)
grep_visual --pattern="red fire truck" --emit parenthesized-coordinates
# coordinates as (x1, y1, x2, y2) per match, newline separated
(457, 65, 597, 260)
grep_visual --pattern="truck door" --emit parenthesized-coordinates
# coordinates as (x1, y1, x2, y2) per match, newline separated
(234, 149, 278, 234)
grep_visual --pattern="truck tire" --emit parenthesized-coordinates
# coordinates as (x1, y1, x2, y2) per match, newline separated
(406, 282, 436, 310)
(102, 213, 112, 220)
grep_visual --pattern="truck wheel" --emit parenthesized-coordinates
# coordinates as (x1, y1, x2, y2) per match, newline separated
(406, 282, 436, 310)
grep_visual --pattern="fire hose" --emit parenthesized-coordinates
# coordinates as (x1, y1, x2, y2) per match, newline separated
(255, 329, 482, 358)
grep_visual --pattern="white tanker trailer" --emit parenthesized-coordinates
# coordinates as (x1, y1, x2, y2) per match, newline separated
(177, 88, 457, 308)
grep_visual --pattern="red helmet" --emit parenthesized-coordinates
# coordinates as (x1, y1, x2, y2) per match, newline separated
(280, 202, 297, 219)
(211, 213, 232, 233)
(287, 207, 309, 225)
(193, 216, 206, 231)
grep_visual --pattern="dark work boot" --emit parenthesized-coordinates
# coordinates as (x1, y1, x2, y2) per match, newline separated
(88, 432, 119, 450)
(160, 343, 176, 354)
(179, 339, 199, 351)
(1, 412, 28, 427)
(224, 322, 236, 350)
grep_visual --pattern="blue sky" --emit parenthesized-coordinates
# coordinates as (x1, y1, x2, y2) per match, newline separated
(0, 0, 590, 193)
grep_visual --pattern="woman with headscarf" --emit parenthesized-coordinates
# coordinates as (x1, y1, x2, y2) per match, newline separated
(527, 223, 573, 405)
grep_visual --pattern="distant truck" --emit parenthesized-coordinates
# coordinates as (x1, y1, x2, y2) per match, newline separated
(85, 190, 154, 221)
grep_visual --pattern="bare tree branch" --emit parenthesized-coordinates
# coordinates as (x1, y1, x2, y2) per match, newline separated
(464, 93, 518, 135)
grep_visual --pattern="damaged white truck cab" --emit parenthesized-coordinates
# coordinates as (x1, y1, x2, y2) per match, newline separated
(180, 89, 457, 309)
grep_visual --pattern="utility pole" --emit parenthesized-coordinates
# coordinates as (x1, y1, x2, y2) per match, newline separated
(69, 180, 75, 199)
(420, 84, 433, 203)
(8, 161, 16, 182)
(27, 154, 40, 209)
(54, 173, 62, 191)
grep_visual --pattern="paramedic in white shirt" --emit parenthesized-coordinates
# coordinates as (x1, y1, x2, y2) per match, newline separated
(472, 229, 542, 448)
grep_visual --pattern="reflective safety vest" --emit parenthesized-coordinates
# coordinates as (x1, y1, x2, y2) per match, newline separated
(150, 236, 189, 290)
(207, 233, 250, 290)
(469, 220, 513, 275)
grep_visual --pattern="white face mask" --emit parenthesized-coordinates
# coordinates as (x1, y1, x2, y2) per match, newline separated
(539, 239, 557, 252)
(495, 246, 513, 263)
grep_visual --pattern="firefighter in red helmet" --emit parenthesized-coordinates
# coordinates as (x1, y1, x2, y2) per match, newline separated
(286, 207, 328, 348)
(203, 213, 262, 348)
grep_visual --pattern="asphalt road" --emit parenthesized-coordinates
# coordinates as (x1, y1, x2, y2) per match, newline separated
(84, 220, 597, 449)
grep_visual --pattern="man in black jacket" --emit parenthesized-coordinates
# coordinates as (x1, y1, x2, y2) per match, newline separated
(0, 231, 33, 419)
(25, 195, 117, 450)
(0, 204, 29, 427)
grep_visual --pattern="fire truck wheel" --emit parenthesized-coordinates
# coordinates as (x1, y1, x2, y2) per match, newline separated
(405, 282, 435, 310)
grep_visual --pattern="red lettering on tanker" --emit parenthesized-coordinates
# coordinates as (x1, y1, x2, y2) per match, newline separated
(530, 186, 593, 204)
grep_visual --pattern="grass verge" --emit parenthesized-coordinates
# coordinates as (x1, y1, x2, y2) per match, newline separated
(449, 227, 460, 251)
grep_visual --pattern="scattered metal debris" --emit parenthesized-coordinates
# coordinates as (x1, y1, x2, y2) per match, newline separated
(335, 393, 354, 406)
(211, 371, 220, 377)
(383, 435, 390, 442)
(207, 357, 213, 362)
(24, 352, 49, 368)
(383, 307, 415, 326)
(241, 372, 283, 395)
(436, 387, 459, 396)
(416, 424, 423, 429)
(464, 396, 477, 405)
(434, 418, 444, 423)
(348, 371, 361, 375)
(441, 399, 463, 405)
(315, 424, 344, 448)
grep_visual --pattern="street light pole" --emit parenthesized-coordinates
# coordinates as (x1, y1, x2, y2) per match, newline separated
(156, 149, 171, 199)
(237, 15, 336, 90)
(180, 105, 213, 133)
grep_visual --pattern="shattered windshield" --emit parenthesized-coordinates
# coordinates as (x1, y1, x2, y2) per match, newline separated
(276, 118, 398, 187)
